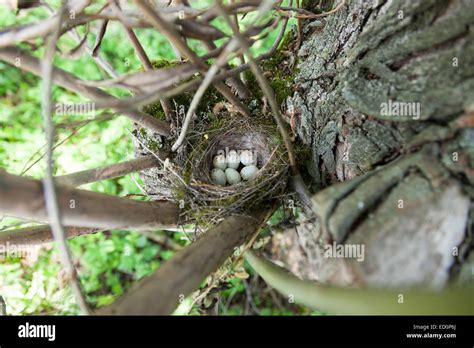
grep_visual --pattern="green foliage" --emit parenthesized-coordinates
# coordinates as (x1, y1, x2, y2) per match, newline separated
(69, 231, 162, 308)
(0, 248, 78, 315)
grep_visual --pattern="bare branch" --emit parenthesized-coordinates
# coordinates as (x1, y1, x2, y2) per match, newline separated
(21, 117, 92, 176)
(0, 170, 180, 231)
(177, 20, 227, 41)
(135, 0, 250, 117)
(55, 155, 163, 187)
(0, 0, 91, 47)
(56, 112, 115, 129)
(78, 63, 197, 91)
(0, 225, 99, 246)
(59, 24, 90, 60)
(91, 19, 109, 57)
(171, 38, 241, 152)
(135, 0, 202, 66)
(97, 209, 270, 315)
(40, 1, 90, 314)
(0, 47, 171, 136)
(42, 3, 120, 78)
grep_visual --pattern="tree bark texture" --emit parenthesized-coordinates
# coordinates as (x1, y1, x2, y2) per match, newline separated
(284, 0, 474, 289)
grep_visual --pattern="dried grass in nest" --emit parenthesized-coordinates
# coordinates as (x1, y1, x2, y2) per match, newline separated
(134, 116, 290, 228)
(183, 118, 289, 225)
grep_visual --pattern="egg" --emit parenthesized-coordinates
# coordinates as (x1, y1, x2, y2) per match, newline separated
(213, 154, 227, 170)
(240, 165, 258, 181)
(225, 167, 241, 185)
(211, 168, 226, 186)
(226, 150, 240, 169)
(240, 150, 256, 166)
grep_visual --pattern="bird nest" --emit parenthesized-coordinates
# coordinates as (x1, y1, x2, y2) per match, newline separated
(134, 116, 289, 228)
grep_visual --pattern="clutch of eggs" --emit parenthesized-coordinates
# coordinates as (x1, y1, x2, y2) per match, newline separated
(211, 150, 259, 186)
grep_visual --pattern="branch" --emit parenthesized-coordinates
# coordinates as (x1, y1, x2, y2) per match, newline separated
(111, 0, 175, 120)
(97, 209, 270, 314)
(0, 170, 180, 231)
(135, 0, 250, 117)
(0, 47, 171, 136)
(0, 0, 91, 47)
(171, 38, 241, 151)
(91, 19, 109, 57)
(0, 225, 99, 246)
(245, 250, 473, 315)
(40, 0, 90, 314)
(42, 3, 119, 78)
(55, 155, 163, 187)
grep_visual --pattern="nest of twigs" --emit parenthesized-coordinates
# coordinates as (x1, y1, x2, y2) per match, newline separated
(134, 115, 289, 228)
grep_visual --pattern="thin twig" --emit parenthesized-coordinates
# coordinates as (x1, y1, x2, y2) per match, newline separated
(111, 1, 174, 120)
(135, 0, 250, 117)
(40, 1, 90, 315)
(91, 19, 109, 57)
(0, 47, 171, 136)
(55, 155, 163, 187)
(216, 1, 297, 173)
(171, 39, 241, 152)
(42, 1, 119, 78)
(20, 118, 90, 176)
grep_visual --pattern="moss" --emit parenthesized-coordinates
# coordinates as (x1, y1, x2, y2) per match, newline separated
(301, 0, 335, 12)
(243, 31, 299, 107)
(132, 127, 162, 151)
(143, 59, 227, 122)
(144, 83, 225, 122)
(150, 60, 175, 69)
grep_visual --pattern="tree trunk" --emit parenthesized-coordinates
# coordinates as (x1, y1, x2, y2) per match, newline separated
(284, 0, 474, 289)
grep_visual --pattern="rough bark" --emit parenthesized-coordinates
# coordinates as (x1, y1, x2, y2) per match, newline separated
(282, 0, 474, 288)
